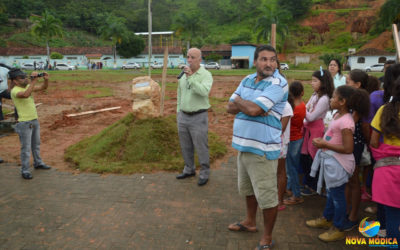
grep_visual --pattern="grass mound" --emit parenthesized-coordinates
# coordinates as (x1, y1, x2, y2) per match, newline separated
(65, 113, 227, 174)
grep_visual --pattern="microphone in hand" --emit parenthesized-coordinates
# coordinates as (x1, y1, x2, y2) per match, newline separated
(177, 69, 185, 79)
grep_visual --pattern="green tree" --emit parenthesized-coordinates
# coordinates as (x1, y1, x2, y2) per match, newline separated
(98, 15, 128, 64)
(205, 53, 223, 62)
(30, 10, 63, 64)
(277, 0, 312, 19)
(229, 31, 252, 43)
(371, 0, 400, 34)
(319, 53, 344, 67)
(172, 9, 204, 47)
(116, 32, 145, 58)
(50, 52, 63, 59)
(254, 2, 290, 46)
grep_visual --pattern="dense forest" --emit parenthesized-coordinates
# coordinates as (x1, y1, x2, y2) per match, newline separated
(0, 0, 399, 54)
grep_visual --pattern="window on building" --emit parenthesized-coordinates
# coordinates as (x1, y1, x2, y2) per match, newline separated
(30, 57, 41, 59)
(378, 57, 386, 63)
(169, 56, 179, 58)
(357, 57, 365, 64)
(67, 57, 78, 60)
(103, 57, 112, 60)
(154, 56, 164, 58)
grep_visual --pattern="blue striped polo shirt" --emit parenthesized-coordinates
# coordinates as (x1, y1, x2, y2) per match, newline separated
(229, 69, 288, 160)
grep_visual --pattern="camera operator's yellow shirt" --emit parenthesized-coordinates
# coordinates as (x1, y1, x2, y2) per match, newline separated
(11, 85, 38, 122)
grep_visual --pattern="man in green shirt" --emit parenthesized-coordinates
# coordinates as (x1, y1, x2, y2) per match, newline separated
(176, 48, 213, 186)
(9, 68, 51, 180)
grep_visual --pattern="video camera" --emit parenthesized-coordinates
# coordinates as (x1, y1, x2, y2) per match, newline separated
(30, 73, 45, 79)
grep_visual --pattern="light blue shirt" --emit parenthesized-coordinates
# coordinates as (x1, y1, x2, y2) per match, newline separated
(230, 69, 288, 160)
(0, 67, 9, 93)
(333, 73, 346, 88)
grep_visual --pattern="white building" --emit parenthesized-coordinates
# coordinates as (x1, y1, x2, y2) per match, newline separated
(0, 46, 185, 69)
(347, 48, 396, 71)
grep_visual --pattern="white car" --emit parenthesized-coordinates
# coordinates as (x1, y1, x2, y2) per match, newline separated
(205, 62, 220, 70)
(280, 63, 289, 70)
(122, 62, 141, 69)
(21, 63, 35, 70)
(55, 63, 75, 70)
(151, 63, 163, 69)
(365, 64, 384, 72)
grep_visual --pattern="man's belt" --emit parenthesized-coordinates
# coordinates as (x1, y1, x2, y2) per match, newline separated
(181, 109, 208, 115)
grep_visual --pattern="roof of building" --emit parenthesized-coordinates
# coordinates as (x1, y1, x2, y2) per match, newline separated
(135, 31, 174, 35)
(351, 48, 395, 56)
(201, 44, 232, 52)
(0, 47, 112, 56)
(0, 46, 184, 56)
(144, 46, 183, 54)
(231, 41, 257, 47)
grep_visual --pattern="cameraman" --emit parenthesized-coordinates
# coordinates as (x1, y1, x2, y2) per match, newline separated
(9, 69, 51, 179)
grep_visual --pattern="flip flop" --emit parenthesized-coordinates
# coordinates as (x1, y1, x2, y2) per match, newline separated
(228, 222, 258, 232)
(283, 197, 304, 205)
(256, 240, 275, 249)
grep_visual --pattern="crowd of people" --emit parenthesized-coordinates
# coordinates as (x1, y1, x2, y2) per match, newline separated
(224, 48, 399, 248)
(0, 45, 399, 249)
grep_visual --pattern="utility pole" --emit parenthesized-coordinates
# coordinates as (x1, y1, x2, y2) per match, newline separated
(393, 24, 400, 62)
(271, 23, 276, 49)
(148, 0, 152, 77)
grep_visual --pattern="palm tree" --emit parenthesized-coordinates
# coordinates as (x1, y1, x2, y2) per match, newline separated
(173, 10, 203, 48)
(30, 10, 63, 66)
(98, 15, 128, 65)
(254, 4, 290, 44)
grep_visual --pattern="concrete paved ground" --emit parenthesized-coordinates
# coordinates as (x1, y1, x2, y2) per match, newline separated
(0, 157, 371, 249)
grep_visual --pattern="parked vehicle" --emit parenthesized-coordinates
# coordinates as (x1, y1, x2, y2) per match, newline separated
(55, 63, 75, 70)
(280, 63, 289, 70)
(151, 63, 163, 69)
(122, 62, 141, 69)
(365, 64, 384, 72)
(205, 62, 220, 70)
(21, 63, 35, 70)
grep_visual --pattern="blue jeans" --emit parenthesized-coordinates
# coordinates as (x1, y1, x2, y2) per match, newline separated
(323, 183, 347, 230)
(384, 204, 400, 242)
(15, 119, 44, 174)
(286, 138, 303, 197)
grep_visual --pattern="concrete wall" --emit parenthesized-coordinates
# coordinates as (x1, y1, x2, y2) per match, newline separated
(348, 55, 396, 70)
(295, 56, 310, 66)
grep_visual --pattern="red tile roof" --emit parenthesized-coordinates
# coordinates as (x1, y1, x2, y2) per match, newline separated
(0, 46, 184, 56)
(201, 44, 232, 52)
(0, 47, 112, 56)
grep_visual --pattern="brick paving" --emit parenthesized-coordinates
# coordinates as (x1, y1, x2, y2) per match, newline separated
(0, 157, 371, 249)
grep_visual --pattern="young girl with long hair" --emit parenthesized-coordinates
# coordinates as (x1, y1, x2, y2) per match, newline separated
(301, 68, 334, 195)
(370, 77, 400, 242)
(284, 81, 306, 205)
(343, 69, 371, 230)
(305, 85, 369, 242)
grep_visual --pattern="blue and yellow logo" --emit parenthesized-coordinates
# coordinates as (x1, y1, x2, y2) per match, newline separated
(359, 217, 380, 237)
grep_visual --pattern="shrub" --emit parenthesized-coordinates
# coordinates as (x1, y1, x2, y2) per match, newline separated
(319, 53, 345, 67)
(205, 53, 222, 62)
(50, 52, 63, 59)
